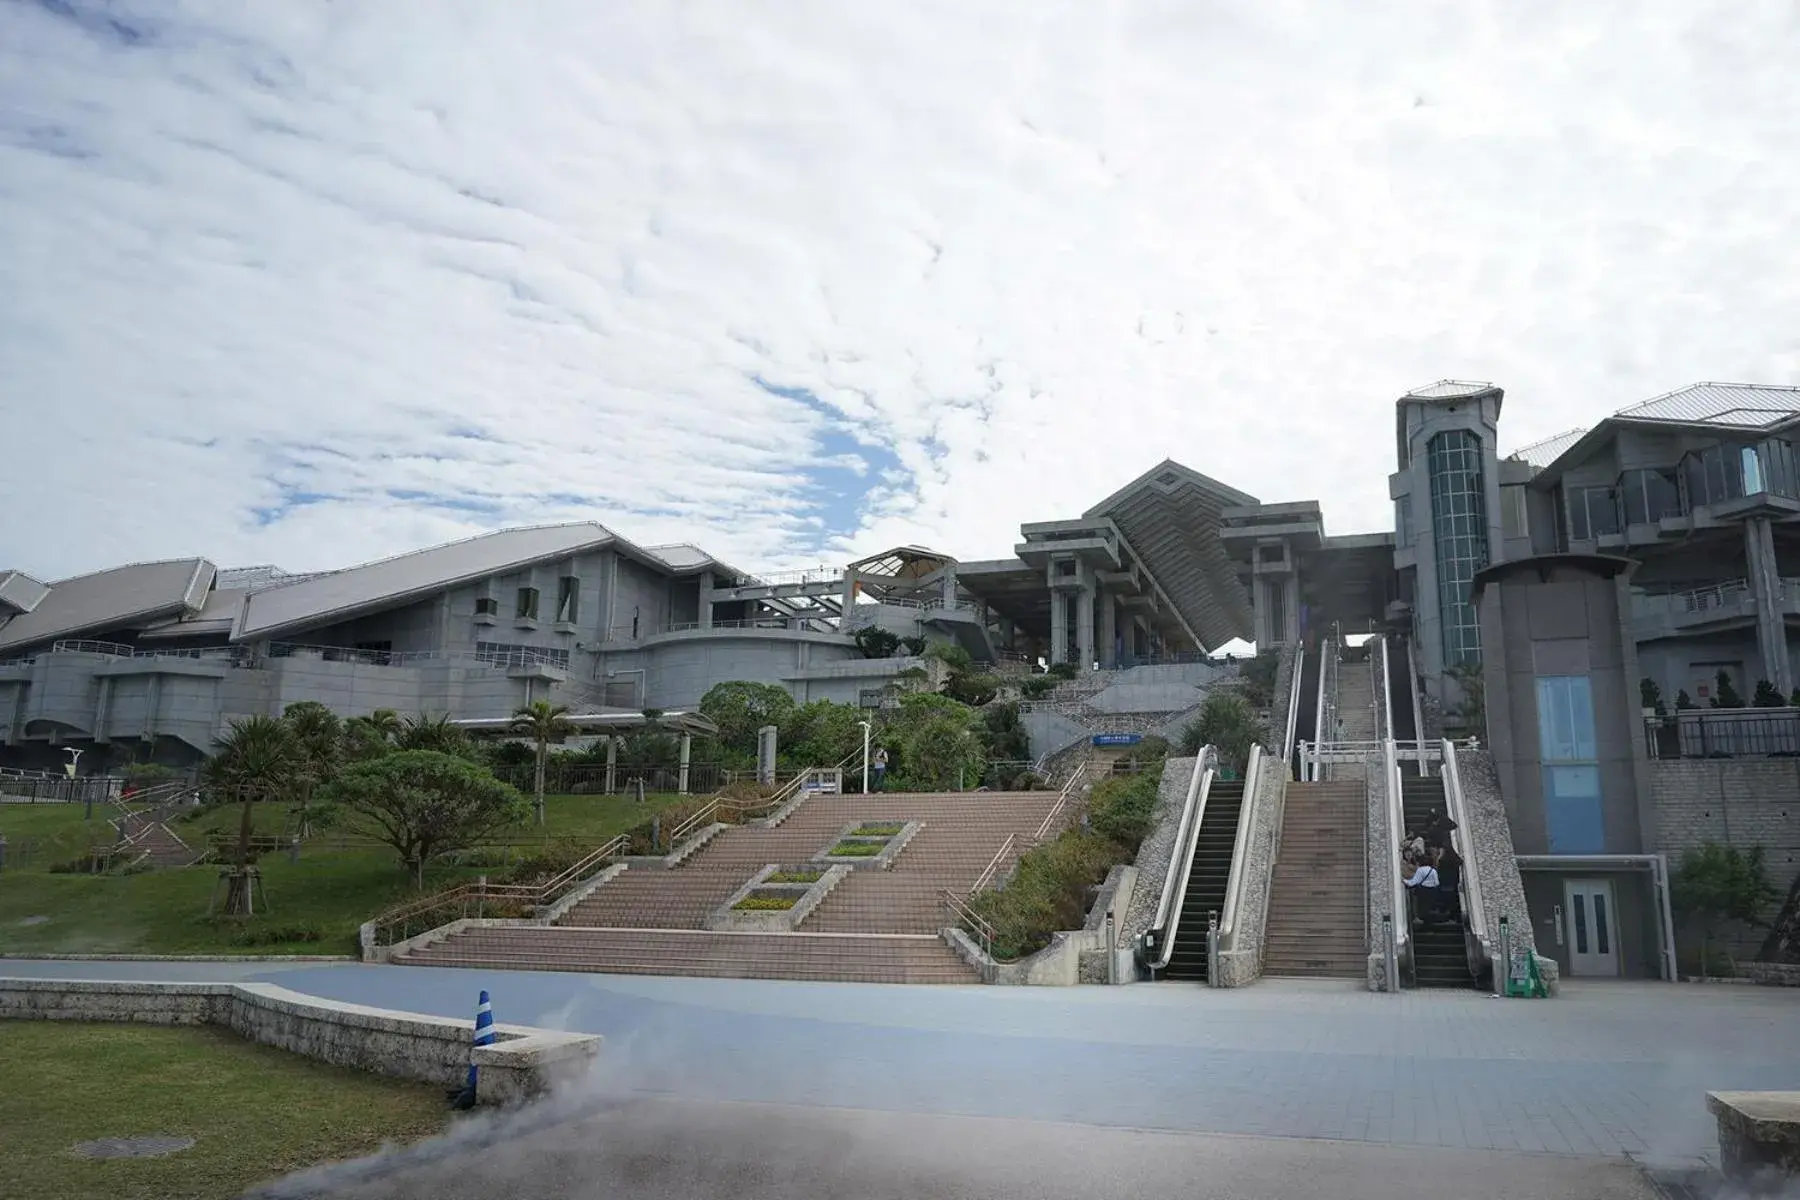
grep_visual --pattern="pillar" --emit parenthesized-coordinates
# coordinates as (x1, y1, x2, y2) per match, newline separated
(942, 563, 959, 610)
(1050, 591, 1069, 665)
(698, 576, 714, 630)
(1076, 585, 1096, 671)
(757, 724, 778, 785)
(678, 732, 692, 795)
(1099, 589, 1117, 668)
(604, 735, 617, 795)
(1745, 517, 1794, 695)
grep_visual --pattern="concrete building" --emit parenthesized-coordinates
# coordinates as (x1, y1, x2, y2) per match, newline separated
(0, 460, 1257, 770)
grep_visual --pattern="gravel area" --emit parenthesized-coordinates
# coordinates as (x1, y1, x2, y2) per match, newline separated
(1454, 748, 1547, 979)
(1119, 756, 1199, 949)
(1365, 752, 1396, 991)
(1266, 644, 1299, 750)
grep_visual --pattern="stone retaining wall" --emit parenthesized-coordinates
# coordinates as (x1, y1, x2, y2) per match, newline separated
(947, 863, 1138, 986)
(1216, 753, 1288, 988)
(1118, 757, 1199, 959)
(0, 978, 600, 1106)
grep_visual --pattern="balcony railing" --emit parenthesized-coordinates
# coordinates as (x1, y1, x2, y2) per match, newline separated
(1645, 712, 1800, 760)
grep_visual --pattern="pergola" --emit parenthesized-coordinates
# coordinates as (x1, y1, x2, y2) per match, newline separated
(450, 708, 718, 794)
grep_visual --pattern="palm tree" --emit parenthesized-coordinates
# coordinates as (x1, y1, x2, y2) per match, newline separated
(511, 700, 572, 827)
(282, 701, 342, 836)
(206, 715, 300, 915)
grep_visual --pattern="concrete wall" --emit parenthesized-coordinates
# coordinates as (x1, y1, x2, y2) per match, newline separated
(1479, 564, 1650, 856)
(1216, 752, 1288, 987)
(1647, 758, 1800, 964)
(0, 978, 600, 1106)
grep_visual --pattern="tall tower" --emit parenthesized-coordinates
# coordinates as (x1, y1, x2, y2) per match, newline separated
(1389, 381, 1506, 708)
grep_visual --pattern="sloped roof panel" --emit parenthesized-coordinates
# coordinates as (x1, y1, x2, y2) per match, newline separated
(0, 559, 214, 651)
(0, 570, 51, 616)
(1084, 460, 1259, 650)
(1615, 382, 1800, 429)
(1405, 379, 1500, 400)
(236, 522, 620, 640)
(1506, 429, 1586, 469)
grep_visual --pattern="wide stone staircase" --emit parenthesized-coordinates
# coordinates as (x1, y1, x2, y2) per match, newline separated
(1402, 774, 1476, 989)
(1261, 781, 1367, 978)
(397, 788, 1071, 984)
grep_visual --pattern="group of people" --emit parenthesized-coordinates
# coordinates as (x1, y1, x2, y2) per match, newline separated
(1400, 807, 1462, 927)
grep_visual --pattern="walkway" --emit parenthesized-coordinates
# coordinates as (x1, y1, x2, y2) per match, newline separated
(7, 959, 1795, 1170)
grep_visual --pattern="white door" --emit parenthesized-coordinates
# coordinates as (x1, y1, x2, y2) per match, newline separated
(1563, 878, 1620, 977)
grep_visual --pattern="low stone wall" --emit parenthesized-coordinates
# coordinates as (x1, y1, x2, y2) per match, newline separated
(1216, 755, 1288, 988)
(1363, 753, 1394, 991)
(947, 863, 1137, 986)
(1707, 1091, 1800, 1189)
(1456, 749, 1557, 992)
(0, 978, 601, 1106)
(1745, 962, 1800, 987)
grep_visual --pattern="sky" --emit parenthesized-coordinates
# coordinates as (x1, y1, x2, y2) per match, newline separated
(3, 0, 1798, 582)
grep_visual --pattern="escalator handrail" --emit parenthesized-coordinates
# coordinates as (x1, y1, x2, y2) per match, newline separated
(1404, 640, 1429, 777)
(1281, 645, 1306, 764)
(1217, 743, 1263, 944)
(1377, 635, 1395, 743)
(1310, 639, 1334, 779)
(1439, 738, 1492, 970)
(1148, 744, 1218, 970)
(1383, 737, 1412, 964)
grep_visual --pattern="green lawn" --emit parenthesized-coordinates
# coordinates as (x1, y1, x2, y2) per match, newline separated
(0, 791, 691, 957)
(0, 1021, 447, 1200)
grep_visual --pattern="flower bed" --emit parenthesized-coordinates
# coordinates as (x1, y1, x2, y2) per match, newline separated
(825, 840, 885, 857)
(765, 869, 824, 884)
(851, 822, 905, 837)
(732, 890, 802, 911)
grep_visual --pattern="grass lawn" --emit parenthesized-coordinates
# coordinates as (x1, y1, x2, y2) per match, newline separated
(0, 791, 691, 957)
(0, 1021, 447, 1200)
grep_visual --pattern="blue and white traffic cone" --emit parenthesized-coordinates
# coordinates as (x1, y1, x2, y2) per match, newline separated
(452, 990, 496, 1109)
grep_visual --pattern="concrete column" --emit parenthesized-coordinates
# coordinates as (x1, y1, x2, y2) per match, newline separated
(1099, 588, 1117, 668)
(1076, 585, 1096, 670)
(1745, 517, 1794, 695)
(144, 674, 163, 741)
(757, 724, 778, 785)
(1050, 590, 1069, 665)
(92, 677, 113, 745)
(840, 571, 859, 618)
(678, 732, 692, 795)
(942, 564, 959, 610)
(604, 736, 617, 795)
(698, 576, 714, 630)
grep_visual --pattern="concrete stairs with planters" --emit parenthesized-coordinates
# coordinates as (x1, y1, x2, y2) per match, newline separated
(397, 789, 1071, 984)
(1161, 780, 1245, 982)
(1402, 774, 1476, 990)
(1262, 781, 1367, 978)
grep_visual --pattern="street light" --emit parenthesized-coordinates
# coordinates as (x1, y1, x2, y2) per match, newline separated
(857, 721, 871, 793)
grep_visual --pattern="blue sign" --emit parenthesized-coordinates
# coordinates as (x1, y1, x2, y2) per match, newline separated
(1092, 734, 1142, 747)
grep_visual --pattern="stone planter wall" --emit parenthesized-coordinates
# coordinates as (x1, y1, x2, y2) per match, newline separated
(0, 978, 600, 1106)
(705, 864, 850, 931)
(812, 820, 921, 870)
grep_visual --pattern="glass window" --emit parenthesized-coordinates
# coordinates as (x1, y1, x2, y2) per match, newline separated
(1567, 486, 1619, 540)
(1619, 468, 1682, 525)
(1542, 764, 1605, 853)
(1536, 676, 1597, 761)
(515, 586, 540, 620)
(1741, 445, 1765, 496)
(1427, 430, 1488, 667)
(1501, 486, 1528, 540)
(1754, 438, 1798, 499)
(1537, 674, 1604, 853)
(556, 576, 580, 624)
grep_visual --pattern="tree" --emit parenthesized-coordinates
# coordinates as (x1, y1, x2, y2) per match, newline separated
(282, 701, 342, 836)
(1639, 677, 1666, 718)
(699, 681, 796, 759)
(1446, 662, 1486, 735)
(395, 712, 476, 757)
(206, 715, 301, 915)
(1178, 691, 1259, 775)
(510, 700, 571, 827)
(1676, 689, 1697, 711)
(1671, 843, 1778, 977)
(1792, 687, 1800, 708)
(1709, 670, 1743, 709)
(343, 708, 403, 761)
(1752, 679, 1786, 708)
(853, 627, 901, 659)
(320, 751, 528, 885)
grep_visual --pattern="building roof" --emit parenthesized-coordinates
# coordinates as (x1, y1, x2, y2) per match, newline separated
(1527, 382, 1800, 485)
(643, 542, 750, 581)
(1083, 459, 1258, 650)
(1505, 428, 1586, 469)
(0, 558, 215, 653)
(235, 522, 625, 640)
(0, 570, 51, 616)
(1404, 379, 1504, 403)
(136, 586, 249, 641)
(1469, 553, 1633, 604)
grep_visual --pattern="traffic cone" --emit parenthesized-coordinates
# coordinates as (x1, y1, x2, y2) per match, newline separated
(450, 990, 496, 1110)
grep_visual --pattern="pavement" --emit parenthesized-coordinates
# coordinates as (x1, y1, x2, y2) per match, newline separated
(6, 959, 1798, 1197)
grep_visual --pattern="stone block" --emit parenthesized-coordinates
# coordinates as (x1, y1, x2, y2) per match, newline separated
(1707, 1091, 1800, 1191)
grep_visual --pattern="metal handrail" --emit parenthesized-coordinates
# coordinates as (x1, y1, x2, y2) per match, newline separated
(1402, 639, 1429, 776)
(1439, 739, 1490, 970)
(1031, 761, 1089, 842)
(1377, 635, 1395, 744)
(971, 833, 1017, 895)
(1310, 640, 1334, 780)
(368, 833, 627, 946)
(1148, 746, 1218, 971)
(1217, 743, 1264, 945)
(1282, 645, 1306, 764)
(940, 887, 998, 957)
(1382, 738, 1411, 977)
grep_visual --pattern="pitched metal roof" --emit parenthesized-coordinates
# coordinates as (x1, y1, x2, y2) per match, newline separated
(1505, 428, 1586, 469)
(643, 543, 749, 580)
(1083, 460, 1259, 651)
(0, 570, 51, 616)
(0, 559, 215, 652)
(137, 586, 249, 641)
(1614, 382, 1800, 429)
(1405, 379, 1502, 401)
(235, 522, 624, 640)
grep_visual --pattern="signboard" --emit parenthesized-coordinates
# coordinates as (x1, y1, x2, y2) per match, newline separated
(1092, 734, 1143, 747)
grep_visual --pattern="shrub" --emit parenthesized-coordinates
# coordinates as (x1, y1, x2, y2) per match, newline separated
(967, 830, 1120, 960)
(1087, 763, 1165, 852)
(502, 838, 592, 886)
(852, 822, 904, 837)
(1019, 676, 1060, 698)
(733, 896, 800, 911)
(231, 923, 324, 947)
(1046, 663, 1078, 681)
(766, 869, 823, 884)
(825, 841, 884, 857)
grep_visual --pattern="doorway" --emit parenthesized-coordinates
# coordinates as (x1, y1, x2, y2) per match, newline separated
(1563, 878, 1620, 977)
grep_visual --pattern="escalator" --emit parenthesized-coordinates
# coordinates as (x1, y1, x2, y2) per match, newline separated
(1402, 775, 1477, 989)
(1161, 780, 1246, 982)
(1290, 649, 1322, 777)
(1386, 635, 1419, 743)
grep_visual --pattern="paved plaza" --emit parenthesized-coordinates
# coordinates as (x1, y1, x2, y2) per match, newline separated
(6, 960, 1796, 1195)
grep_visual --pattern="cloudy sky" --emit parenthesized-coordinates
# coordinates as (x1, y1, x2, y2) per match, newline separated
(3, 0, 1797, 581)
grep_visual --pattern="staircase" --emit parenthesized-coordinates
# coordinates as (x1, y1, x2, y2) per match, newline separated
(1161, 780, 1245, 982)
(1402, 775, 1475, 989)
(1262, 781, 1366, 978)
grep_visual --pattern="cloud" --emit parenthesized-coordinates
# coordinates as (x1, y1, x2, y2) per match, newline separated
(2, 0, 1798, 580)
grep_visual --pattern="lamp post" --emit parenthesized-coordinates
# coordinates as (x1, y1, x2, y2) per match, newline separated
(857, 720, 871, 793)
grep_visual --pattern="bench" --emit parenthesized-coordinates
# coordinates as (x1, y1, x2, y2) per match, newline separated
(1707, 1091, 1800, 1189)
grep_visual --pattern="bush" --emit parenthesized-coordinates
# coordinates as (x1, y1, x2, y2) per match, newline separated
(967, 830, 1120, 960)
(502, 838, 592, 886)
(733, 896, 800, 911)
(852, 822, 904, 836)
(766, 869, 823, 884)
(1087, 763, 1165, 852)
(1019, 676, 1060, 698)
(1046, 663, 1079, 681)
(231, 923, 324, 947)
(825, 841, 884, 857)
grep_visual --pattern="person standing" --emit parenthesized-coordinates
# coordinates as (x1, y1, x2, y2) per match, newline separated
(871, 746, 888, 790)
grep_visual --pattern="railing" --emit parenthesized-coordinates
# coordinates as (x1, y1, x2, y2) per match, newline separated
(1215, 743, 1265, 972)
(366, 833, 627, 948)
(1439, 738, 1491, 979)
(744, 566, 842, 588)
(1309, 640, 1334, 781)
(1631, 578, 1751, 621)
(940, 887, 998, 958)
(1402, 639, 1429, 776)
(1381, 737, 1411, 987)
(1031, 760, 1090, 841)
(657, 617, 840, 634)
(1376, 635, 1395, 744)
(1644, 712, 1800, 759)
(1146, 746, 1218, 972)
(490, 761, 724, 796)
(1281, 645, 1306, 764)
(971, 834, 1017, 895)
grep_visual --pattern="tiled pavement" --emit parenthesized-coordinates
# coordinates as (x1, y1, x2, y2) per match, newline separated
(8, 959, 1796, 1168)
